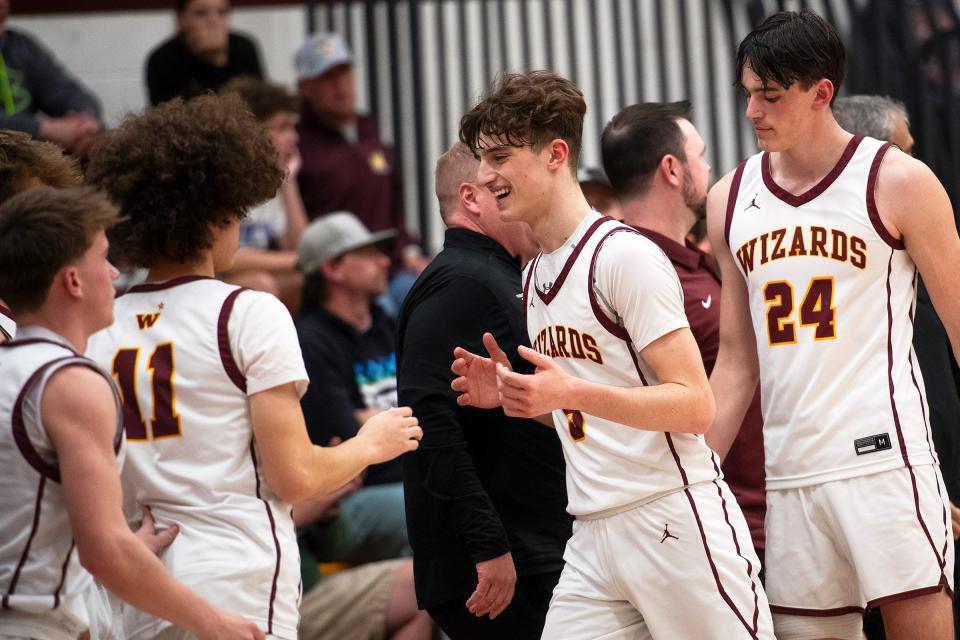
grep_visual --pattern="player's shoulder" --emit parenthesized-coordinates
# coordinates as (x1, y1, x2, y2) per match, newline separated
(875, 145, 937, 190)
(596, 222, 671, 268)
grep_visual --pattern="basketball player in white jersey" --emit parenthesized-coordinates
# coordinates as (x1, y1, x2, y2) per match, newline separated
(706, 10, 960, 640)
(84, 95, 422, 640)
(0, 187, 263, 640)
(453, 71, 774, 639)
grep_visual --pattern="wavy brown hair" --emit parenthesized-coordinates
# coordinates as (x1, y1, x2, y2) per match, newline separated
(222, 77, 299, 122)
(459, 70, 586, 171)
(0, 130, 82, 204)
(86, 94, 283, 268)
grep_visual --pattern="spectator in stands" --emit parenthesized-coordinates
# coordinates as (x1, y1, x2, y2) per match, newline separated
(146, 0, 263, 106)
(0, 0, 102, 155)
(220, 77, 308, 310)
(0, 129, 83, 340)
(294, 33, 413, 252)
(296, 481, 434, 640)
(577, 166, 623, 220)
(296, 212, 410, 564)
(834, 95, 914, 155)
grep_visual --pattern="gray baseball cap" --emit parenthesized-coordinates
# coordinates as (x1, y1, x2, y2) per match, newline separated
(297, 211, 396, 275)
(295, 32, 354, 82)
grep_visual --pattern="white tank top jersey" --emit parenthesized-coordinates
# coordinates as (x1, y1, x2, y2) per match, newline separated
(0, 327, 123, 640)
(86, 276, 309, 640)
(725, 135, 937, 490)
(523, 210, 722, 518)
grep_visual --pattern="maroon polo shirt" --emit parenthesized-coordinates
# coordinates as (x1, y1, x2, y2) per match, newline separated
(296, 109, 411, 257)
(633, 226, 766, 556)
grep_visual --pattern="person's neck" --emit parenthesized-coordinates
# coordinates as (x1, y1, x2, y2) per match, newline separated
(621, 191, 694, 245)
(770, 119, 852, 189)
(16, 308, 89, 353)
(146, 254, 215, 283)
(529, 180, 592, 254)
(324, 290, 373, 332)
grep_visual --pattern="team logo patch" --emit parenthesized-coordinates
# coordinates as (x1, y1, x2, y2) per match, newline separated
(854, 433, 892, 455)
(744, 193, 761, 211)
(660, 523, 679, 543)
(368, 150, 390, 174)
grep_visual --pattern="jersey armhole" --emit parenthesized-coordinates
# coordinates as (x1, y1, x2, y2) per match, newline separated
(724, 159, 748, 246)
(218, 287, 249, 393)
(587, 228, 635, 342)
(866, 142, 904, 250)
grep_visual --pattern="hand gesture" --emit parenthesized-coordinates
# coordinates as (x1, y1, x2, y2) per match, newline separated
(466, 552, 516, 620)
(452, 333, 512, 409)
(199, 613, 265, 640)
(134, 507, 179, 555)
(357, 406, 422, 464)
(496, 345, 569, 418)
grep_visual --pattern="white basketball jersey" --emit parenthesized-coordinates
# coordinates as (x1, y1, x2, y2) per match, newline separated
(725, 135, 936, 490)
(524, 211, 722, 517)
(87, 276, 308, 639)
(0, 327, 122, 640)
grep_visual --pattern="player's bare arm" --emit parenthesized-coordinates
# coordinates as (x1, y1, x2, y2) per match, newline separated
(875, 149, 960, 363)
(43, 366, 265, 640)
(494, 326, 714, 433)
(704, 170, 762, 460)
(250, 381, 422, 504)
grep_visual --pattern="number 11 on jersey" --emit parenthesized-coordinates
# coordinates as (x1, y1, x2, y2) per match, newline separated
(111, 343, 183, 441)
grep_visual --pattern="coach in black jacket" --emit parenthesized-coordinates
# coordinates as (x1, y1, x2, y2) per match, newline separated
(397, 142, 571, 639)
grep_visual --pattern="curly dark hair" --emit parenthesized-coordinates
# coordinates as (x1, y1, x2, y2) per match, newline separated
(0, 186, 118, 314)
(222, 77, 299, 122)
(736, 9, 846, 104)
(86, 94, 283, 268)
(0, 130, 82, 204)
(459, 70, 586, 170)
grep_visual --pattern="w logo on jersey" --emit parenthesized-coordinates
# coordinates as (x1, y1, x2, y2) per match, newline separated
(136, 313, 161, 329)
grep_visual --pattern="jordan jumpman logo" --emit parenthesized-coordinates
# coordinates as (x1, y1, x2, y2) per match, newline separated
(660, 523, 679, 543)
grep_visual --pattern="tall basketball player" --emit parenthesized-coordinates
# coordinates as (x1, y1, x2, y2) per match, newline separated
(85, 95, 422, 640)
(706, 10, 959, 640)
(453, 71, 774, 639)
(0, 187, 263, 640)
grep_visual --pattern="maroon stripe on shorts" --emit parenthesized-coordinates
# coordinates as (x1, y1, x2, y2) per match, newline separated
(866, 580, 951, 610)
(534, 216, 610, 304)
(724, 159, 747, 246)
(53, 540, 76, 608)
(884, 254, 947, 577)
(3, 476, 46, 607)
(218, 288, 249, 393)
(770, 604, 865, 617)
(249, 441, 281, 634)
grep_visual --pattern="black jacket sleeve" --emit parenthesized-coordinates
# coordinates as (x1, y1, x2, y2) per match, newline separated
(398, 277, 518, 564)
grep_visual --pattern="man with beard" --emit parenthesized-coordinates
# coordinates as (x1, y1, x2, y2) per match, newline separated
(600, 101, 766, 565)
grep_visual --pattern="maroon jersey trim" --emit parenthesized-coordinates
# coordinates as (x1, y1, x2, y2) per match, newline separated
(587, 227, 641, 342)
(724, 159, 748, 246)
(769, 604, 865, 617)
(218, 288, 249, 393)
(867, 580, 953, 610)
(534, 216, 611, 305)
(2, 476, 46, 608)
(761, 134, 863, 208)
(122, 275, 214, 296)
(249, 441, 281, 634)
(884, 254, 948, 577)
(0, 304, 13, 321)
(866, 142, 904, 250)
(0, 338, 77, 353)
(521, 254, 537, 329)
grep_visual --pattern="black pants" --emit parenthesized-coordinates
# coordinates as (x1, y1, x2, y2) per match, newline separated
(427, 570, 562, 640)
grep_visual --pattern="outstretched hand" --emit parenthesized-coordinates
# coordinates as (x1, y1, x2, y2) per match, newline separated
(496, 345, 569, 418)
(451, 333, 512, 409)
